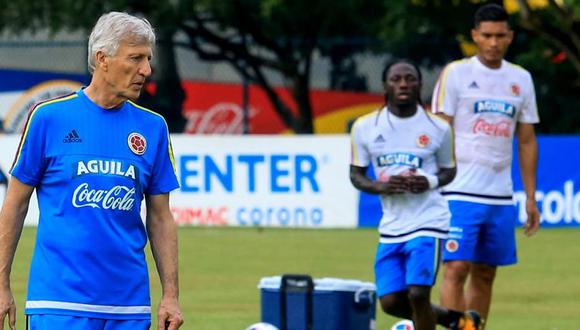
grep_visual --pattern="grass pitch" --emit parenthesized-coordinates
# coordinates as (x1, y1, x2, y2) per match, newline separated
(10, 227, 580, 329)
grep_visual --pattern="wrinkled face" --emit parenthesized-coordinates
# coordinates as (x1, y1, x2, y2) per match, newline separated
(384, 63, 421, 106)
(472, 21, 513, 68)
(101, 40, 152, 101)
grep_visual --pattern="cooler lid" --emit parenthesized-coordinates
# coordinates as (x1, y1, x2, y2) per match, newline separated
(314, 277, 375, 292)
(258, 276, 375, 292)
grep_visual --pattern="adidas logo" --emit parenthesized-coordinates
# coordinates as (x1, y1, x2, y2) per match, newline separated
(468, 81, 479, 89)
(63, 129, 82, 143)
(374, 134, 385, 143)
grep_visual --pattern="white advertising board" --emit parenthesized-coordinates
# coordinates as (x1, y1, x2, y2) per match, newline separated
(0, 135, 39, 225)
(170, 135, 358, 228)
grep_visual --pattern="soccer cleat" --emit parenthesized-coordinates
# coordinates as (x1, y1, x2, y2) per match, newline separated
(460, 310, 482, 330)
(449, 310, 483, 330)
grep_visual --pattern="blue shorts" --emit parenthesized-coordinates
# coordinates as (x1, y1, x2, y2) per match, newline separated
(375, 236, 442, 297)
(28, 315, 151, 330)
(442, 200, 517, 266)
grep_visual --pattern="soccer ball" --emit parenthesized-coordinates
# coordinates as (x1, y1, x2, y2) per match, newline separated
(390, 319, 414, 330)
(245, 322, 279, 330)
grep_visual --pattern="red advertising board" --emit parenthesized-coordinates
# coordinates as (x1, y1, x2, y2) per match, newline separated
(172, 81, 383, 134)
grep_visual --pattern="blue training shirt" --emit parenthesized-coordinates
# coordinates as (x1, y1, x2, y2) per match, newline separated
(11, 89, 179, 320)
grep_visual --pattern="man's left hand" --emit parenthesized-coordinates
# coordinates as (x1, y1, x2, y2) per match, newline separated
(158, 297, 184, 330)
(524, 198, 540, 237)
(407, 175, 430, 194)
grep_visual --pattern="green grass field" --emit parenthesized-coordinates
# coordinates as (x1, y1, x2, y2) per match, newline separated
(10, 227, 580, 329)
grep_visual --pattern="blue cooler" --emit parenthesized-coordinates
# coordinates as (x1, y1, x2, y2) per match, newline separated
(259, 274, 376, 330)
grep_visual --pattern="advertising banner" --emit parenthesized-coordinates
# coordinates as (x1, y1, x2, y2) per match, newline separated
(0, 70, 382, 135)
(0, 135, 578, 228)
(0, 70, 85, 133)
(170, 135, 358, 227)
(512, 136, 580, 227)
(177, 81, 382, 134)
(358, 136, 580, 228)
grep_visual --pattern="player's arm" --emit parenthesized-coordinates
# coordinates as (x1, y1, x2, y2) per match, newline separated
(516, 122, 540, 237)
(145, 193, 184, 330)
(349, 165, 407, 195)
(0, 177, 34, 330)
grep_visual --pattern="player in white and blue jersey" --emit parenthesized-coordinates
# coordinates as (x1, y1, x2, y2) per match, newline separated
(431, 4, 540, 326)
(350, 59, 480, 330)
(0, 12, 184, 330)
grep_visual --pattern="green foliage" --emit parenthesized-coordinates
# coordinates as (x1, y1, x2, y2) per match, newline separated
(377, 0, 481, 66)
(516, 42, 580, 133)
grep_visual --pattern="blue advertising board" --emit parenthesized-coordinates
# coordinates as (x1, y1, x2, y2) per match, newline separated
(358, 136, 580, 228)
(0, 69, 86, 92)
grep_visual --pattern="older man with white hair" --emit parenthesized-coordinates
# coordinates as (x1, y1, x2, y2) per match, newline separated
(0, 11, 183, 330)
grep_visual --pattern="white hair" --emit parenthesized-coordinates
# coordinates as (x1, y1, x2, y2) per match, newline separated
(87, 12, 155, 74)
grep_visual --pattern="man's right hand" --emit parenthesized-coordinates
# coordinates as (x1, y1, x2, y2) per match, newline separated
(376, 175, 409, 194)
(0, 290, 16, 330)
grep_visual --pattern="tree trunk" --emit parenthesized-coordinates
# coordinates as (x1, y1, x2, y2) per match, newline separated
(152, 28, 187, 132)
(291, 73, 314, 134)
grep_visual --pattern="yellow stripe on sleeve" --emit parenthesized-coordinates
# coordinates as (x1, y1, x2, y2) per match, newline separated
(12, 94, 78, 170)
(434, 59, 466, 113)
(349, 110, 377, 167)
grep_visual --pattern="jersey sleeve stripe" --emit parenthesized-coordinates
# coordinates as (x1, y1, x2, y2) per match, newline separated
(128, 101, 178, 176)
(350, 119, 360, 165)
(350, 110, 377, 166)
(433, 59, 467, 112)
(11, 93, 78, 171)
(433, 64, 453, 112)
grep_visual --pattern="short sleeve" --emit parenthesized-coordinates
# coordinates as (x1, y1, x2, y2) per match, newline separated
(10, 107, 48, 186)
(431, 63, 459, 116)
(350, 118, 370, 167)
(518, 73, 540, 124)
(436, 124, 456, 169)
(146, 120, 180, 195)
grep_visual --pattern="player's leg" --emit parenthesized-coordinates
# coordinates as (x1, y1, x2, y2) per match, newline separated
(407, 285, 435, 330)
(441, 201, 485, 311)
(104, 319, 151, 330)
(28, 314, 105, 330)
(404, 237, 442, 330)
(375, 242, 412, 319)
(440, 260, 470, 311)
(379, 291, 413, 319)
(467, 204, 518, 325)
(466, 263, 496, 319)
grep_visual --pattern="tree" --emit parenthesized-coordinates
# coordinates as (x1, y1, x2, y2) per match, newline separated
(515, 0, 580, 75)
(375, 1, 481, 67)
(0, 0, 384, 134)
(174, 0, 384, 133)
